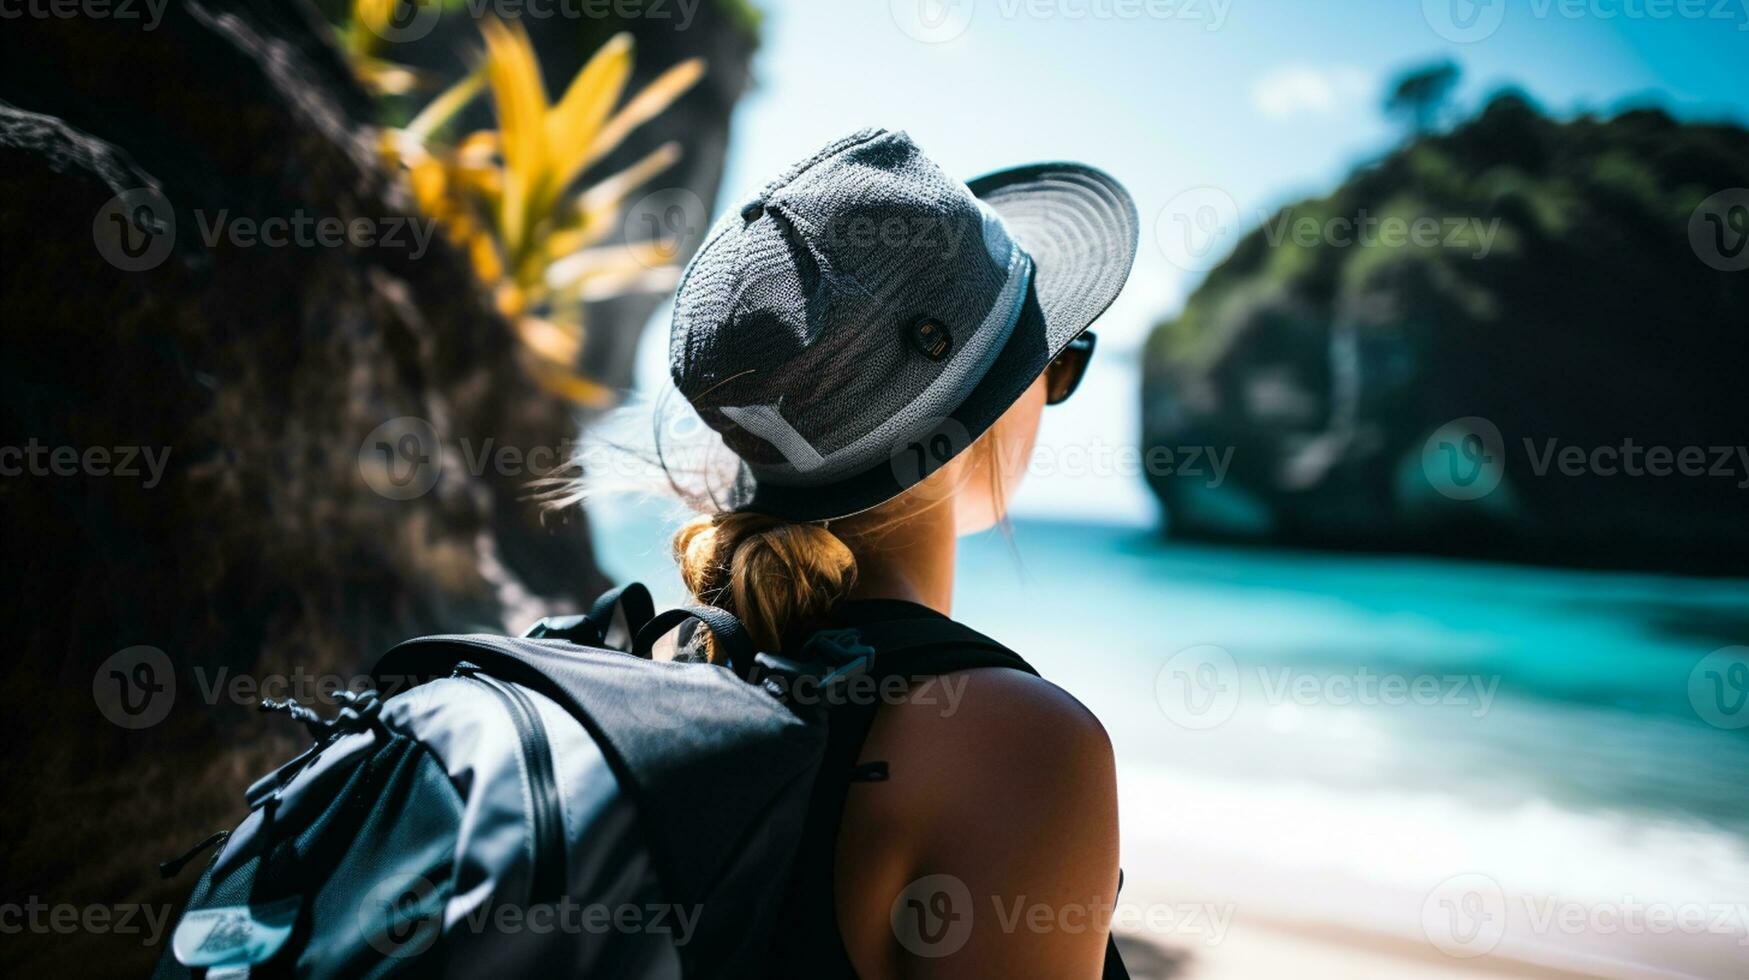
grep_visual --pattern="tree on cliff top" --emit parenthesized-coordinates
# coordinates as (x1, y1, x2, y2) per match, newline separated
(1385, 60, 1461, 137)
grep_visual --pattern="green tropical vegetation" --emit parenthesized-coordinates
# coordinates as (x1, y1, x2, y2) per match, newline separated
(1141, 74, 1749, 570)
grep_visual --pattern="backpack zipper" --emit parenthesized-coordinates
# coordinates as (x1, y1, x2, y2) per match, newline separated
(453, 663, 567, 904)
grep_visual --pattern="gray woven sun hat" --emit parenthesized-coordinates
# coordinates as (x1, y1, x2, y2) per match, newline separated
(669, 127, 1138, 521)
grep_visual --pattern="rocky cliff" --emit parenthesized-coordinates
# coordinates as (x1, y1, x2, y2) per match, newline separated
(0, 1, 751, 973)
(1141, 95, 1749, 572)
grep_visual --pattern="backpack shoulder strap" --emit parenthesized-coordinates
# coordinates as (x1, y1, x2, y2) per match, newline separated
(845, 616, 1038, 681)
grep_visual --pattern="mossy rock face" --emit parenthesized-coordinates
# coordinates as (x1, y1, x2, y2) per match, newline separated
(1141, 95, 1749, 572)
(0, 2, 745, 973)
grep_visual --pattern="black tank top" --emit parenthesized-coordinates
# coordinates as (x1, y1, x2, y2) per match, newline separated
(763, 599, 1129, 978)
(766, 599, 943, 977)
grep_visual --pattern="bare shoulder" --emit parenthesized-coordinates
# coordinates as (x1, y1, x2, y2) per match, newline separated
(836, 661, 1121, 978)
(871, 666, 1115, 783)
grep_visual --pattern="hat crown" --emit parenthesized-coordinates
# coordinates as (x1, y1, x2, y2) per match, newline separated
(670, 128, 1029, 487)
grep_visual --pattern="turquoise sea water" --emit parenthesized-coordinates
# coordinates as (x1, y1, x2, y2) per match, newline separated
(592, 501, 1749, 973)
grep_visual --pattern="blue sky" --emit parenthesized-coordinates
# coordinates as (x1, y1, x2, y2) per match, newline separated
(633, 0, 1749, 524)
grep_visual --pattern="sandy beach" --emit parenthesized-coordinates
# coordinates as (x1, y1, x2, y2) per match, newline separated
(1115, 918, 1607, 980)
(1104, 765, 1749, 980)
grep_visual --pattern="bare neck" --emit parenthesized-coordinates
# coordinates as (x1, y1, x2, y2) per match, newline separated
(842, 501, 958, 617)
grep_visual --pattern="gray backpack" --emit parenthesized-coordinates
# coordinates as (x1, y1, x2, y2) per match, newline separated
(151, 583, 1057, 978)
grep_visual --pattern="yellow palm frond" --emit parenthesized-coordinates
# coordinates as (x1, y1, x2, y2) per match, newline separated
(353, 56, 429, 96)
(546, 33, 635, 196)
(523, 353, 618, 408)
(577, 141, 682, 216)
(480, 19, 549, 255)
(587, 58, 705, 169)
(373, 16, 709, 411)
(546, 242, 680, 291)
(457, 130, 500, 165)
(405, 68, 486, 145)
(574, 265, 683, 302)
(515, 315, 585, 367)
(347, 0, 397, 55)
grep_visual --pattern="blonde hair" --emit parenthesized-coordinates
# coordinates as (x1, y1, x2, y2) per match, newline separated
(675, 514, 859, 652)
(674, 436, 1007, 660)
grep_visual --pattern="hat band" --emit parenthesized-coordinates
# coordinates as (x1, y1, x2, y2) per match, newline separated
(720, 201, 1034, 487)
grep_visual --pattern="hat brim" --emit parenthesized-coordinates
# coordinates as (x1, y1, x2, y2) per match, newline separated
(741, 162, 1139, 522)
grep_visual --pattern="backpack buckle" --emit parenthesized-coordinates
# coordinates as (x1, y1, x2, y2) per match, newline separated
(748, 628, 876, 711)
(524, 614, 604, 646)
(799, 628, 876, 667)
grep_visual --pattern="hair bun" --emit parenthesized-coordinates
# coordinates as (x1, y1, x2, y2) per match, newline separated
(674, 513, 858, 656)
